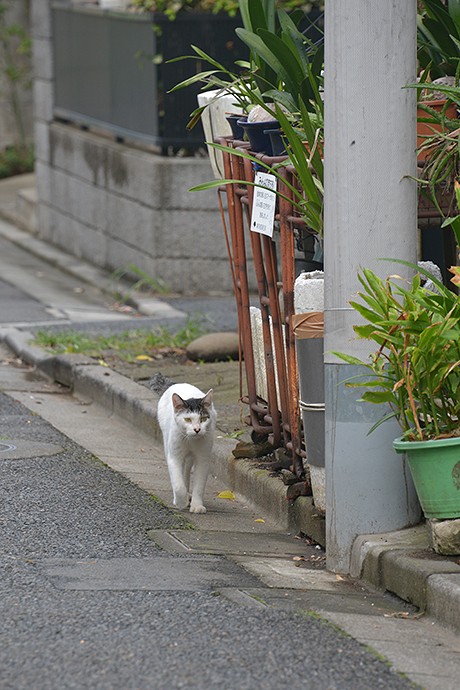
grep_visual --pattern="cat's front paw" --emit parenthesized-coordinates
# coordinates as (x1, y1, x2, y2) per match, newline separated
(190, 504, 206, 514)
(174, 493, 190, 510)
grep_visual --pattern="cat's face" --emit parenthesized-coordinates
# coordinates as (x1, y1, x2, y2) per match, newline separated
(172, 390, 214, 438)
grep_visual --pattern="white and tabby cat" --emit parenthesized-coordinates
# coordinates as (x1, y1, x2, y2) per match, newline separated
(150, 374, 216, 513)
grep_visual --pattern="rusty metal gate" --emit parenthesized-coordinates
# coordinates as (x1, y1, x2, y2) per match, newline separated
(217, 138, 316, 480)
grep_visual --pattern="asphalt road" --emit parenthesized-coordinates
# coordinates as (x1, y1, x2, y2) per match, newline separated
(0, 390, 418, 690)
(0, 232, 240, 334)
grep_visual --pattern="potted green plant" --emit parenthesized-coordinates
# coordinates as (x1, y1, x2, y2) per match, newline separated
(334, 263, 460, 519)
(412, 80, 459, 191)
(416, 79, 458, 160)
(175, 0, 325, 238)
(415, 1, 460, 166)
(417, 0, 460, 79)
(406, 78, 459, 278)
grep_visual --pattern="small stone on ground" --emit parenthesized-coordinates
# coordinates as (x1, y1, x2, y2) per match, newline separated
(186, 332, 239, 362)
(429, 518, 460, 555)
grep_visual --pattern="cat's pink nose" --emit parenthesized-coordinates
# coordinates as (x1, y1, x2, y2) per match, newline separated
(194, 427, 200, 434)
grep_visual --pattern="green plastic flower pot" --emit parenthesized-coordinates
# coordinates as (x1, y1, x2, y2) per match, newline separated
(393, 436, 460, 519)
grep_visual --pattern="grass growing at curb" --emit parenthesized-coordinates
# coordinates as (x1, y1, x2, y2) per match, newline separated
(110, 262, 170, 297)
(32, 320, 205, 363)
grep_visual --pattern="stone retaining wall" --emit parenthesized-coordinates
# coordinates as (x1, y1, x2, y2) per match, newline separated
(35, 124, 232, 294)
(31, 0, 237, 295)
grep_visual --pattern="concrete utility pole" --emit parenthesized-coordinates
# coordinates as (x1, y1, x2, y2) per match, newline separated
(324, 1, 421, 572)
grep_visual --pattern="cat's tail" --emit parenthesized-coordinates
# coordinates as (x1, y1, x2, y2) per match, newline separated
(147, 372, 175, 395)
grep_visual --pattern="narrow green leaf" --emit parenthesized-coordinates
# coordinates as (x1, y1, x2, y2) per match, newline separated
(424, 17, 458, 57)
(277, 10, 312, 73)
(235, 27, 301, 92)
(349, 304, 384, 325)
(348, 380, 391, 389)
(187, 45, 229, 72)
(361, 391, 395, 404)
(380, 258, 449, 297)
(411, 81, 460, 107)
(168, 70, 220, 93)
(330, 352, 366, 366)
(299, 98, 323, 177)
(262, 0, 275, 33)
(449, 0, 460, 27)
(238, 0, 252, 31)
(190, 178, 239, 192)
(423, 0, 457, 35)
(275, 106, 321, 205)
(366, 410, 399, 436)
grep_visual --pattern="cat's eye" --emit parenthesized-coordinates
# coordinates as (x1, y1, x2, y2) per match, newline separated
(200, 416, 208, 423)
(184, 417, 192, 423)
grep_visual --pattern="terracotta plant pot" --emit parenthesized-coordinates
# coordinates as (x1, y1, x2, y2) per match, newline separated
(417, 99, 458, 160)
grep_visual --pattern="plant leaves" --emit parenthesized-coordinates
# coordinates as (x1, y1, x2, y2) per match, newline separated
(330, 351, 366, 366)
(361, 391, 395, 404)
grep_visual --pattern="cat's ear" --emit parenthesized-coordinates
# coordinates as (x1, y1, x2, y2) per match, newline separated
(201, 389, 213, 408)
(172, 393, 187, 412)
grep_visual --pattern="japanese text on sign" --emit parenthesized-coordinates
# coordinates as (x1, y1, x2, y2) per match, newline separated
(250, 172, 277, 238)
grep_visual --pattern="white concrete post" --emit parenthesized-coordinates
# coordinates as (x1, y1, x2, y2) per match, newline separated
(324, 0, 421, 572)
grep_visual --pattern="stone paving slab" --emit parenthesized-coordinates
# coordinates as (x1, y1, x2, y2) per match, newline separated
(41, 555, 261, 592)
(147, 529, 312, 557)
(233, 557, 344, 591)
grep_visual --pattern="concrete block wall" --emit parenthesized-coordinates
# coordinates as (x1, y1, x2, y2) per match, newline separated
(35, 124, 232, 294)
(30, 0, 238, 295)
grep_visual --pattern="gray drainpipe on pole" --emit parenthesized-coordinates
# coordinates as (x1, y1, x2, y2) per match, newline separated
(323, 1, 422, 573)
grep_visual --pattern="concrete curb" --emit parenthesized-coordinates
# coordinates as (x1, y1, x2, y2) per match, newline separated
(351, 527, 460, 632)
(2, 327, 459, 633)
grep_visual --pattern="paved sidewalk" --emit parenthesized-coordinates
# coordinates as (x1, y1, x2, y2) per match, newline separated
(2, 350, 450, 690)
(1, 174, 460, 640)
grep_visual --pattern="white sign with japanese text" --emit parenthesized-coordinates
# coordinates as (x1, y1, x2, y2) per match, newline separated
(250, 172, 277, 238)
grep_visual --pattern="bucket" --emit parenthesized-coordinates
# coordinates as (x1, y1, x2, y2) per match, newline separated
(293, 311, 325, 512)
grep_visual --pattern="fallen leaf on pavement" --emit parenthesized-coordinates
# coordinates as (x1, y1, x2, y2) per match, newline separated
(383, 611, 424, 619)
(217, 490, 236, 500)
